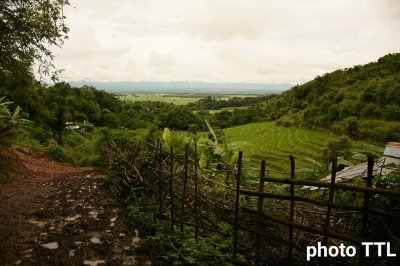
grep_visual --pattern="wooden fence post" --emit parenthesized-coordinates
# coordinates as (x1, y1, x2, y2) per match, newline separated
(359, 156, 374, 265)
(233, 151, 243, 259)
(170, 146, 174, 231)
(255, 160, 266, 265)
(194, 144, 199, 240)
(322, 157, 337, 246)
(225, 172, 230, 201)
(287, 155, 295, 264)
(159, 142, 163, 217)
(181, 144, 189, 234)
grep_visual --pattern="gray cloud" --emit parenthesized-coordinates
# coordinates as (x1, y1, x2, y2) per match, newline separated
(185, 16, 266, 41)
(48, 0, 400, 83)
(149, 52, 177, 74)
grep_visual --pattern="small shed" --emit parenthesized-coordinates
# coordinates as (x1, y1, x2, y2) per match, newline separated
(321, 142, 400, 183)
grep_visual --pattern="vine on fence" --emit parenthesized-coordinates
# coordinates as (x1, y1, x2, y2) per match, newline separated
(107, 139, 400, 265)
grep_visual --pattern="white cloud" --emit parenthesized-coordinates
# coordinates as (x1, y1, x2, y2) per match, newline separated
(49, 0, 400, 83)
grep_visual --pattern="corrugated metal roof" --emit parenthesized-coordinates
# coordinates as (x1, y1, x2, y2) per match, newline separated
(379, 142, 400, 160)
(321, 142, 400, 184)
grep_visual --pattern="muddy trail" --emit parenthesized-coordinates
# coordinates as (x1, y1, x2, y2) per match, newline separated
(0, 148, 151, 266)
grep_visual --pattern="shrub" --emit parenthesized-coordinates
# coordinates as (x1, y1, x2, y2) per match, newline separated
(321, 136, 352, 166)
(46, 144, 68, 162)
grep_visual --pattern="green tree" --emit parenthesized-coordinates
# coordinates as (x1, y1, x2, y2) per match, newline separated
(0, 0, 69, 81)
(46, 98, 70, 145)
(341, 116, 360, 138)
(214, 111, 232, 128)
(321, 136, 352, 167)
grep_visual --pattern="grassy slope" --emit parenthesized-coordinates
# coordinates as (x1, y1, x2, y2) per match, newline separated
(260, 53, 400, 142)
(223, 121, 359, 174)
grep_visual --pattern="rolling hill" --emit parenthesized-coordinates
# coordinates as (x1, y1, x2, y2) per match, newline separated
(258, 53, 400, 142)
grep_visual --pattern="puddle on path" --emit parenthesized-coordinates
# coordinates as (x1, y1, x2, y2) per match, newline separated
(69, 250, 75, 257)
(90, 237, 101, 244)
(121, 255, 137, 265)
(42, 242, 59, 249)
(83, 259, 106, 266)
(28, 219, 47, 228)
(65, 214, 81, 222)
(88, 210, 99, 219)
(132, 230, 141, 247)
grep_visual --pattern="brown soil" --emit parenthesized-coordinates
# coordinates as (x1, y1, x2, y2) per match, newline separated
(0, 147, 151, 266)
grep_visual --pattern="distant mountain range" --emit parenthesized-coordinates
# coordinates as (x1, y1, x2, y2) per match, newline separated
(69, 80, 292, 94)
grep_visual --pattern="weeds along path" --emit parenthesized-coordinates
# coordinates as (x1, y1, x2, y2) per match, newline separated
(0, 148, 150, 266)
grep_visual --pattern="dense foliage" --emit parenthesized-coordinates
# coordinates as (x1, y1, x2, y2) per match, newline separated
(187, 94, 276, 110)
(0, 97, 30, 145)
(0, 0, 69, 81)
(261, 53, 400, 141)
(106, 138, 243, 265)
(0, 53, 398, 168)
(1, 81, 277, 148)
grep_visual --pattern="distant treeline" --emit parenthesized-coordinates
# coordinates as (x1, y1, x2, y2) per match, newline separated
(187, 94, 277, 110)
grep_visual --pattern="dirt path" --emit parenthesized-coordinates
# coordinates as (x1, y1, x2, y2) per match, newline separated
(0, 148, 150, 266)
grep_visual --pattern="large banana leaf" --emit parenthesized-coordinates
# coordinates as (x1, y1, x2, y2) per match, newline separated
(205, 120, 218, 144)
(162, 127, 172, 148)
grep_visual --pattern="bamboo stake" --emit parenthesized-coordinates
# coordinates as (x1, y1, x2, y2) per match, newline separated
(359, 156, 374, 266)
(233, 151, 243, 259)
(181, 144, 189, 234)
(255, 160, 266, 265)
(170, 146, 174, 231)
(288, 155, 295, 263)
(322, 157, 337, 245)
(159, 142, 163, 216)
(194, 144, 199, 239)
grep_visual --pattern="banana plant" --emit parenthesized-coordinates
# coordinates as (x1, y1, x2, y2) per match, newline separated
(352, 143, 384, 160)
(161, 121, 246, 172)
(299, 156, 354, 180)
(196, 120, 246, 171)
(162, 127, 194, 152)
(0, 97, 31, 144)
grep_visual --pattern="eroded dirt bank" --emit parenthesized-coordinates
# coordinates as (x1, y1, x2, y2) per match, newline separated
(0, 148, 150, 266)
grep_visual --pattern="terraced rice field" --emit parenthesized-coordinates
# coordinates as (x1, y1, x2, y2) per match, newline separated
(223, 122, 343, 176)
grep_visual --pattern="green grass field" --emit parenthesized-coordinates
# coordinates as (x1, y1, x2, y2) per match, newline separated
(119, 93, 257, 106)
(223, 122, 356, 176)
(119, 94, 201, 105)
(207, 106, 249, 114)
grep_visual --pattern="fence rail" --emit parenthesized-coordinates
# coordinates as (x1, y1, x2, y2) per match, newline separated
(110, 141, 400, 265)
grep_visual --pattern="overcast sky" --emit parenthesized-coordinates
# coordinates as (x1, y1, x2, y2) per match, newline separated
(51, 0, 400, 84)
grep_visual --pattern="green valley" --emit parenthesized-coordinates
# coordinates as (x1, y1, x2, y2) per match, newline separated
(1, 1, 399, 265)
